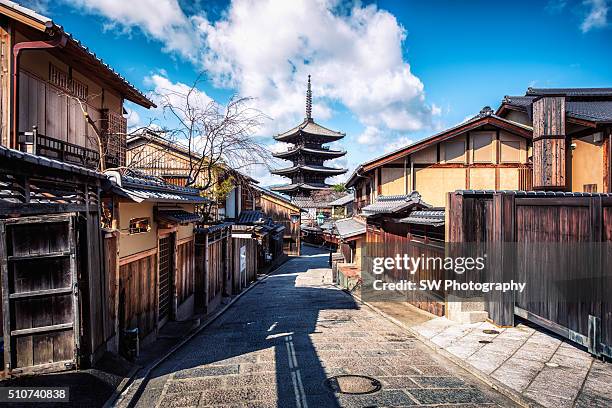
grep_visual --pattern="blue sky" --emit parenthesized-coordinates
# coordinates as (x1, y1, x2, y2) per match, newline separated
(28, 0, 612, 185)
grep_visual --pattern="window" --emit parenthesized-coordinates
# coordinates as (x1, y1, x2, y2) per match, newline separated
(129, 217, 151, 234)
(49, 63, 89, 100)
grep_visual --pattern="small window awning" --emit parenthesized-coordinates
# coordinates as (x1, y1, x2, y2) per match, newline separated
(157, 209, 202, 224)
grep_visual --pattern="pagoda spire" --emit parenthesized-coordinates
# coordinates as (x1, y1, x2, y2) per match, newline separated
(306, 75, 312, 120)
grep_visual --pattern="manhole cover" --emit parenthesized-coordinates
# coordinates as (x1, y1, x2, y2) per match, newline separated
(483, 329, 500, 335)
(324, 375, 382, 395)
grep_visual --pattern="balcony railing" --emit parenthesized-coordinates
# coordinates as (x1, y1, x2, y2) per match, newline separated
(18, 128, 122, 171)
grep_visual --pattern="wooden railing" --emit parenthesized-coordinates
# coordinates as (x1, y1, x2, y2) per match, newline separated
(18, 128, 125, 170)
(19, 131, 100, 169)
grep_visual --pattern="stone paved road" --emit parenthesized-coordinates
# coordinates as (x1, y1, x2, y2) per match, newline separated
(135, 247, 516, 407)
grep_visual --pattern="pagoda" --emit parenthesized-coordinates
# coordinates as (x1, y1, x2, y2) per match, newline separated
(271, 76, 347, 198)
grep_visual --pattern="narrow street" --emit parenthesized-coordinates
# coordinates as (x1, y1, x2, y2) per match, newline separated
(134, 246, 514, 408)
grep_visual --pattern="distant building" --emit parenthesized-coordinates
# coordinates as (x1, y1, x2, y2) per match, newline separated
(271, 76, 347, 197)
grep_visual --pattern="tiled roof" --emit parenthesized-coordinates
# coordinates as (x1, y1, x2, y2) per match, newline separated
(195, 222, 233, 234)
(273, 146, 346, 159)
(329, 193, 354, 206)
(270, 183, 330, 193)
(0, 145, 103, 178)
(361, 192, 431, 217)
(526, 88, 612, 97)
(237, 210, 266, 225)
(157, 209, 202, 224)
(400, 210, 445, 227)
(292, 198, 330, 209)
(502, 89, 612, 123)
(566, 101, 612, 122)
(0, 0, 154, 108)
(106, 171, 208, 203)
(334, 217, 366, 239)
(275, 118, 345, 140)
(271, 164, 347, 176)
(456, 190, 612, 197)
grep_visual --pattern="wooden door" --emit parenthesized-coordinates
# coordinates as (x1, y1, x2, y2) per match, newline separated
(158, 235, 174, 326)
(0, 214, 79, 376)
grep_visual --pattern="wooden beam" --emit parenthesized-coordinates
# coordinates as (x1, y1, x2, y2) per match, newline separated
(119, 247, 157, 266)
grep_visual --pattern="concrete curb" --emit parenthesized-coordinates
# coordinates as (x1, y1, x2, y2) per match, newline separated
(343, 289, 545, 408)
(111, 260, 287, 408)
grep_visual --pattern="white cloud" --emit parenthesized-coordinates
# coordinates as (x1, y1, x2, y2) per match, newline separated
(384, 136, 414, 153)
(356, 126, 384, 145)
(64, 0, 199, 59)
(65, 0, 435, 136)
(194, 0, 434, 133)
(581, 0, 609, 32)
(144, 74, 214, 119)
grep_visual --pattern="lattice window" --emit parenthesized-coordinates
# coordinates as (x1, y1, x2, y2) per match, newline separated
(49, 63, 88, 100)
(102, 110, 127, 167)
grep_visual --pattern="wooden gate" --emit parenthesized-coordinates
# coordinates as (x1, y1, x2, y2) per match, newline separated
(0, 214, 79, 375)
(158, 235, 174, 326)
(448, 191, 612, 358)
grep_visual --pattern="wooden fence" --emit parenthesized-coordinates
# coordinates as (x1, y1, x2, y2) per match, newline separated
(365, 218, 446, 316)
(195, 225, 231, 314)
(448, 190, 612, 357)
(118, 253, 157, 341)
(176, 239, 195, 307)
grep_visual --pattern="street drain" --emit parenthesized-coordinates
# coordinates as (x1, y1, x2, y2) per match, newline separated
(324, 375, 382, 395)
(483, 329, 500, 335)
(479, 340, 493, 344)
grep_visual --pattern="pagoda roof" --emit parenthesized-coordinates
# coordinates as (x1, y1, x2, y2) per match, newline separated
(274, 118, 345, 142)
(270, 182, 330, 193)
(272, 146, 346, 159)
(271, 164, 347, 176)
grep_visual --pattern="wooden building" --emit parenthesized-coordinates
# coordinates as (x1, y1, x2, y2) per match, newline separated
(329, 193, 354, 219)
(497, 88, 612, 193)
(0, 0, 154, 167)
(252, 184, 302, 256)
(0, 147, 110, 377)
(127, 131, 259, 222)
(103, 171, 206, 345)
(346, 106, 533, 210)
(0, 1, 154, 376)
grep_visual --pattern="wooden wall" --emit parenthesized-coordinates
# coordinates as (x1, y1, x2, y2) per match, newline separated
(353, 128, 530, 207)
(207, 238, 225, 304)
(532, 97, 566, 189)
(232, 238, 258, 293)
(258, 194, 301, 255)
(103, 231, 118, 351)
(119, 254, 157, 340)
(126, 141, 212, 188)
(176, 239, 195, 306)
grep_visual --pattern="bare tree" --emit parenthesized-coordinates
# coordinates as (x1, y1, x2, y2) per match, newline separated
(150, 76, 272, 192)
